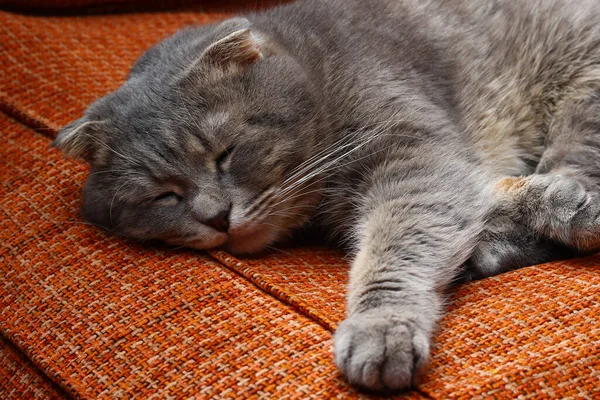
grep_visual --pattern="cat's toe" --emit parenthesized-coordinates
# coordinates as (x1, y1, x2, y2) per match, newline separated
(334, 312, 429, 391)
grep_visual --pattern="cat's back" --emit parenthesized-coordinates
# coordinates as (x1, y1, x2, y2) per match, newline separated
(334, 0, 600, 176)
(259, 0, 600, 176)
(427, 0, 600, 176)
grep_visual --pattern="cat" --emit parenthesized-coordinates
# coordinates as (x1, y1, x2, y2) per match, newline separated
(54, 0, 600, 391)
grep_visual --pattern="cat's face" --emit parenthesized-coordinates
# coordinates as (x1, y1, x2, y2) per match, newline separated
(54, 19, 325, 254)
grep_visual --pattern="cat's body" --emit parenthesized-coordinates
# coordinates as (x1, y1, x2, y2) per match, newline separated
(54, 0, 600, 391)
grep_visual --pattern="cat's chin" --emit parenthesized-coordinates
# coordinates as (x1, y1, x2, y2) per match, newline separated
(221, 237, 270, 256)
(166, 232, 229, 251)
(168, 232, 274, 255)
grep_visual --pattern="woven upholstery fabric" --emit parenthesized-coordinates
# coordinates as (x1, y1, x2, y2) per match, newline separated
(0, 335, 68, 399)
(0, 2, 287, 131)
(426, 260, 600, 398)
(211, 248, 347, 330)
(1, 3, 599, 398)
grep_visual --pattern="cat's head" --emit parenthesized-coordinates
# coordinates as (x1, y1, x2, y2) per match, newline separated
(53, 18, 325, 254)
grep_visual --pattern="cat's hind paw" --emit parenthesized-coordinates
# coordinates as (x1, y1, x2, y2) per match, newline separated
(333, 312, 430, 391)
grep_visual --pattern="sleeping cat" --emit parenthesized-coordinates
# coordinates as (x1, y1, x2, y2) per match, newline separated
(54, 0, 600, 391)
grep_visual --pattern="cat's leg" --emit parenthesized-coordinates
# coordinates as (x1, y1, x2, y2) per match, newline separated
(334, 150, 491, 390)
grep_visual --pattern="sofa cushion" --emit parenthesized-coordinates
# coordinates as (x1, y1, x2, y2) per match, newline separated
(0, 7, 229, 132)
(0, 4, 599, 398)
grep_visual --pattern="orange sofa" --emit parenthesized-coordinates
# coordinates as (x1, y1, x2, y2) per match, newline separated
(1, 1, 599, 398)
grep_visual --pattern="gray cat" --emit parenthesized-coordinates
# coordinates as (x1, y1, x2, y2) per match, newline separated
(54, 0, 600, 391)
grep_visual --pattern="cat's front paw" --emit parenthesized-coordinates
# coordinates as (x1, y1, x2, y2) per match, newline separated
(496, 173, 600, 249)
(524, 173, 600, 246)
(334, 312, 430, 391)
(530, 173, 592, 224)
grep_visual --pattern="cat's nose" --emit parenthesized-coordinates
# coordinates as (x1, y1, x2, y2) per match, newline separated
(203, 207, 230, 233)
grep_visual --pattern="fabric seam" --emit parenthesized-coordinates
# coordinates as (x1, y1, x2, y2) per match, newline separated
(0, 329, 79, 399)
(0, 95, 58, 139)
(0, 332, 72, 399)
(208, 250, 339, 332)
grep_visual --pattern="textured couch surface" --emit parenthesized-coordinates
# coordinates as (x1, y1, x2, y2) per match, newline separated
(1, 2, 599, 398)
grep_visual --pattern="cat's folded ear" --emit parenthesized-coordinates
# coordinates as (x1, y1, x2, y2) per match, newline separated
(179, 18, 275, 83)
(52, 116, 102, 163)
(203, 26, 264, 68)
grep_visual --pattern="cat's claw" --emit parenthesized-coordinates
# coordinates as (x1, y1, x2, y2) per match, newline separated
(334, 313, 430, 391)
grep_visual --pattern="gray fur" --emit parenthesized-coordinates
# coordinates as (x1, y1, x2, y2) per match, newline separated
(54, 0, 600, 391)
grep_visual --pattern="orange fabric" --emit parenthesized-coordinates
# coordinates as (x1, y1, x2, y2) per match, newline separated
(0, 8, 226, 132)
(427, 259, 600, 397)
(211, 248, 347, 331)
(0, 3, 599, 398)
(0, 335, 68, 399)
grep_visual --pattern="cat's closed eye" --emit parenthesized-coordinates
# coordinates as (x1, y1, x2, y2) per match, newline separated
(215, 146, 235, 171)
(152, 192, 182, 207)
